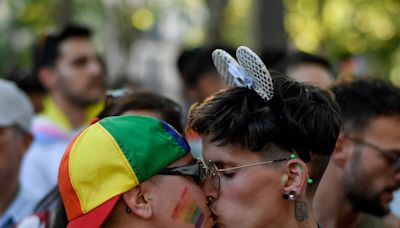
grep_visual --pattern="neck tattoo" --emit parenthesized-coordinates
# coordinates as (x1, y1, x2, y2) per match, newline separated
(295, 200, 309, 222)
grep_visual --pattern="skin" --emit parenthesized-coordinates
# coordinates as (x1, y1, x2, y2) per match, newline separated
(201, 135, 317, 228)
(104, 153, 214, 228)
(40, 37, 104, 129)
(0, 126, 32, 214)
(54, 38, 104, 107)
(187, 73, 228, 103)
(287, 64, 333, 88)
(314, 116, 400, 228)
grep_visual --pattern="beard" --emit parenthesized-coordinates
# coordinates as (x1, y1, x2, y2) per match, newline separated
(57, 76, 105, 108)
(344, 187, 390, 216)
(341, 155, 391, 216)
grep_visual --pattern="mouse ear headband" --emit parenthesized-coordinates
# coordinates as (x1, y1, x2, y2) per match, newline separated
(212, 46, 274, 101)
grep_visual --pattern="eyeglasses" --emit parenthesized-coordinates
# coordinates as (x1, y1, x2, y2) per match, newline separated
(203, 157, 292, 191)
(157, 159, 207, 184)
(346, 136, 400, 171)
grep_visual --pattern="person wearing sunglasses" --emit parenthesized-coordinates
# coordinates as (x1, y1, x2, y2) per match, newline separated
(16, 90, 193, 228)
(187, 46, 342, 228)
(56, 115, 214, 228)
(314, 79, 400, 228)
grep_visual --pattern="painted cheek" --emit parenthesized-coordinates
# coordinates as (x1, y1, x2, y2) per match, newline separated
(171, 186, 207, 228)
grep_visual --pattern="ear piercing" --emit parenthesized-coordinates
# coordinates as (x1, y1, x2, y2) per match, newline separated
(207, 196, 213, 206)
(280, 175, 289, 184)
(145, 195, 152, 201)
(290, 153, 314, 185)
(126, 206, 131, 214)
(283, 190, 298, 201)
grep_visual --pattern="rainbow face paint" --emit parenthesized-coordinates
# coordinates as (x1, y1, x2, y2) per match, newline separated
(172, 187, 205, 228)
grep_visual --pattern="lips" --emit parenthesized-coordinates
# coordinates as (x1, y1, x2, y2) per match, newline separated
(210, 213, 218, 222)
(210, 211, 223, 227)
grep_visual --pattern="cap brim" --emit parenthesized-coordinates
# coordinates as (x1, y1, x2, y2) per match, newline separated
(67, 195, 121, 228)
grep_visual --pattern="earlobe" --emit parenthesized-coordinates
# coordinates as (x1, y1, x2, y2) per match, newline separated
(122, 186, 153, 219)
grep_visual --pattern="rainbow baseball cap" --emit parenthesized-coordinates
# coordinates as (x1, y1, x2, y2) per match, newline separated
(58, 115, 190, 228)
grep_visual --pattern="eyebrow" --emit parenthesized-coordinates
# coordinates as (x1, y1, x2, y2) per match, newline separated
(211, 160, 237, 168)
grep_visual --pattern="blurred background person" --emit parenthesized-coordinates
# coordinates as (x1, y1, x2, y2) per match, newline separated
(314, 79, 400, 228)
(6, 68, 46, 114)
(176, 46, 232, 108)
(20, 23, 105, 200)
(278, 51, 335, 88)
(99, 90, 184, 134)
(0, 79, 36, 228)
(176, 46, 233, 158)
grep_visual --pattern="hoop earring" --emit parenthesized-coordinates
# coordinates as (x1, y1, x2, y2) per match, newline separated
(283, 190, 298, 201)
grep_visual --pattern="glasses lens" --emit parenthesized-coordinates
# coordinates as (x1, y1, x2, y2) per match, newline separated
(206, 162, 220, 190)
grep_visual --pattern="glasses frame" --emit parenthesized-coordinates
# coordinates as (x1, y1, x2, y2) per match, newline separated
(205, 157, 291, 191)
(345, 136, 400, 171)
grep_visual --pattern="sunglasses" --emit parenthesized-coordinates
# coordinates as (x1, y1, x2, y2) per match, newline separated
(157, 159, 207, 184)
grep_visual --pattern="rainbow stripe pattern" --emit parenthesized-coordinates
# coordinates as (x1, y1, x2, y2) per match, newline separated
(172, 187, 205, 228)
(58, 115, 190, 222)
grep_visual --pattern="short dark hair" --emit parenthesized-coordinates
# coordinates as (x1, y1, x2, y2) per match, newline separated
(188, 74, 342, 188)
(7, 68, 45, 93)
(177, 46, 234, 88)
(331, 78, 400, 134)
(279, 51, 334, 78)
(33, 23, 92, 69)
(98, 91, 184, 134)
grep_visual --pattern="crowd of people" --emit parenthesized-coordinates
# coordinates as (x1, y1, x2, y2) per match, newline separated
(0, 23, 399, 228)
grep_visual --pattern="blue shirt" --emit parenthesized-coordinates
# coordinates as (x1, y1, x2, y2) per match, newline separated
(0, 187, 39, 228)
(390, 190, 400, 217)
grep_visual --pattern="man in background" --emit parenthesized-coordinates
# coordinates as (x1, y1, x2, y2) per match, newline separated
(20, 23, 105, 199)
(314, 79, 400, 228)
(280, 51, 335, 88)
(0, 79, 37, 227)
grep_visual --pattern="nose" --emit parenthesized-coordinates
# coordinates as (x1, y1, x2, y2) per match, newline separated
(202, 177, 219, 200)
(87, 58, 102, 78)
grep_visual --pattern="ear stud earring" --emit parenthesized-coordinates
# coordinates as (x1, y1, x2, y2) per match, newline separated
(145, 195, 152, 201)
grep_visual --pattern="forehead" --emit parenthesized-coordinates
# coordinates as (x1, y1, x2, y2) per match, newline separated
(58, 37, 96, 59)
(287, 63, 332, 87)
(201, 134, 262, 163)
(362, 116, 400, 152)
